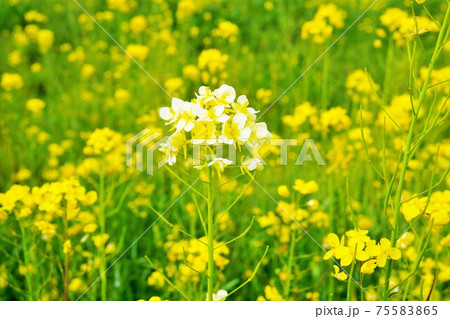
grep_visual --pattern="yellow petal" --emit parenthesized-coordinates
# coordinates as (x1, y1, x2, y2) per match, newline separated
(389, 248, 401, 260)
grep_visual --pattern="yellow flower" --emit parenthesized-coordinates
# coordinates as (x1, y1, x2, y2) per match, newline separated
(69, 278, 83, 292)
(129, 15, 147, 33)
(198, 49, 228, 74)
(1, 72, 24, 90)
(149, 296, 162, 301)
(35, 220, 57, 240)
(374, 238, 401, 267)
(26, 98, 46, 114)
(264, 1, 274, 11)
(81, 64, 95, 79)
(319, 106, 351, 132)
(8, 50, 22, 67)
(147, 271, 165, 287)
(15, 168, 32, 181)
(277, 185, 290, 198)
(17, 207, 32, 219)
(83, 128, 123, 155)
(83, 223, 98, 234)
(335, 242, 369, 266)
(92, 234, 110, 250)
(361, 260, 378, 275)
(264, 285, 283, 301)
(212, 21, 239, 42)
(345, 228, 370, 246)
(18, 264, 35, 276)
(107, 0, 133, 13)
(36, 29, 54, 53)
(323, 233, 344, 260)
(114, 89, 130, 103)
(24, 10, 48, 23)
(306, 291, 320, 301)
(183, 64, 200, 81)
(126, 44, 149, 61)
(63, 240, 72, 255)
(440, 234, 450, 247)
(331, 265, 348, 281)
(81, 191, 98, 206)
(164, 77, 184, 96)
(292, 179, 319, 195)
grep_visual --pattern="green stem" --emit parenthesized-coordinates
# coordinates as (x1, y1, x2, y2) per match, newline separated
(207, 166, 215, 301)
(360, 272, 364, 301)
(99, 155, 107, 301)
(383, 5, 450, 300)
(18, 219, 33, 301)
(382, 37, 394, 102)
(346, 259, 356, 301)
(284, 229, 296, 298)
(321, 52, 329, 108)
(64, 208, 69, 301)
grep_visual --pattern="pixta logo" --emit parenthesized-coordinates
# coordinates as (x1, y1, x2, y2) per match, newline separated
(126, 128, 325, 175)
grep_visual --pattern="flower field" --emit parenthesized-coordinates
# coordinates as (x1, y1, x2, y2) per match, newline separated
(0, 0, 449, 301)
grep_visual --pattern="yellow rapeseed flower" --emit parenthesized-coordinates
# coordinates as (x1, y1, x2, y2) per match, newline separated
(1, 72, 24, 90)
(26, 98, 46, 114)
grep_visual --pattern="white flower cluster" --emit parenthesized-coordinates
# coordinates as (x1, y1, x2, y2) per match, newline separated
(159, 84, 272, 173)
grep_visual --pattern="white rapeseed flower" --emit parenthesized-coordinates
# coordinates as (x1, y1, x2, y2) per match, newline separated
(158, 84, 271, 175)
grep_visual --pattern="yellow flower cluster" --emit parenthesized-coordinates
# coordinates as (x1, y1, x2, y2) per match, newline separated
(165, 237, 229, 283)
(24, 11, 48, 23)
(376, 94, 419, 132)
(1, 72, 24, 91)
(282, 102, 318, 132)
(176, 0, 221, 21)
(0, 178, 97, 238)
(282, 103, 350, 133)
(126, 44, 150, 61)
(258, 179, 326, 249)
(197, 49, 229, 85)
(83, 128, 123, 155)
(107, 0, 136, 13)
(301, 4, 346, 44)
(129, 15, 147, 33)
(421, 67, 450, 94)
(346, 69, 379, 105)
(26, 98, 46, 114)
(212, 21, 239, 43)
(318, 107, 351, 133)
(324, 229, 401, 279)
(379, 8, 438, 46)
(79, 128, 126, 176)
(402, 191, 450, 227)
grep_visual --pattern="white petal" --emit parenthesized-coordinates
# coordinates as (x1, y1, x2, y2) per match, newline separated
(159, 107, 172, 120)
(214, 104, 225, 116)
(219, 135, 233, 145)
(176, 118, 187, 131)
(247, 107, 258, 115)
(216, 114, 229, 123)
(255, 123, 269, 138)
(222, 85, 236, 103)
(239, 127, 252, 141)
(237, 95, 248, 105)
(232, 113, 247, 128)
(215, 289, 228, 300)
(184, 121, 195, 132)
(171, 98, 184, 112)
(195, 105, 208, 118)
